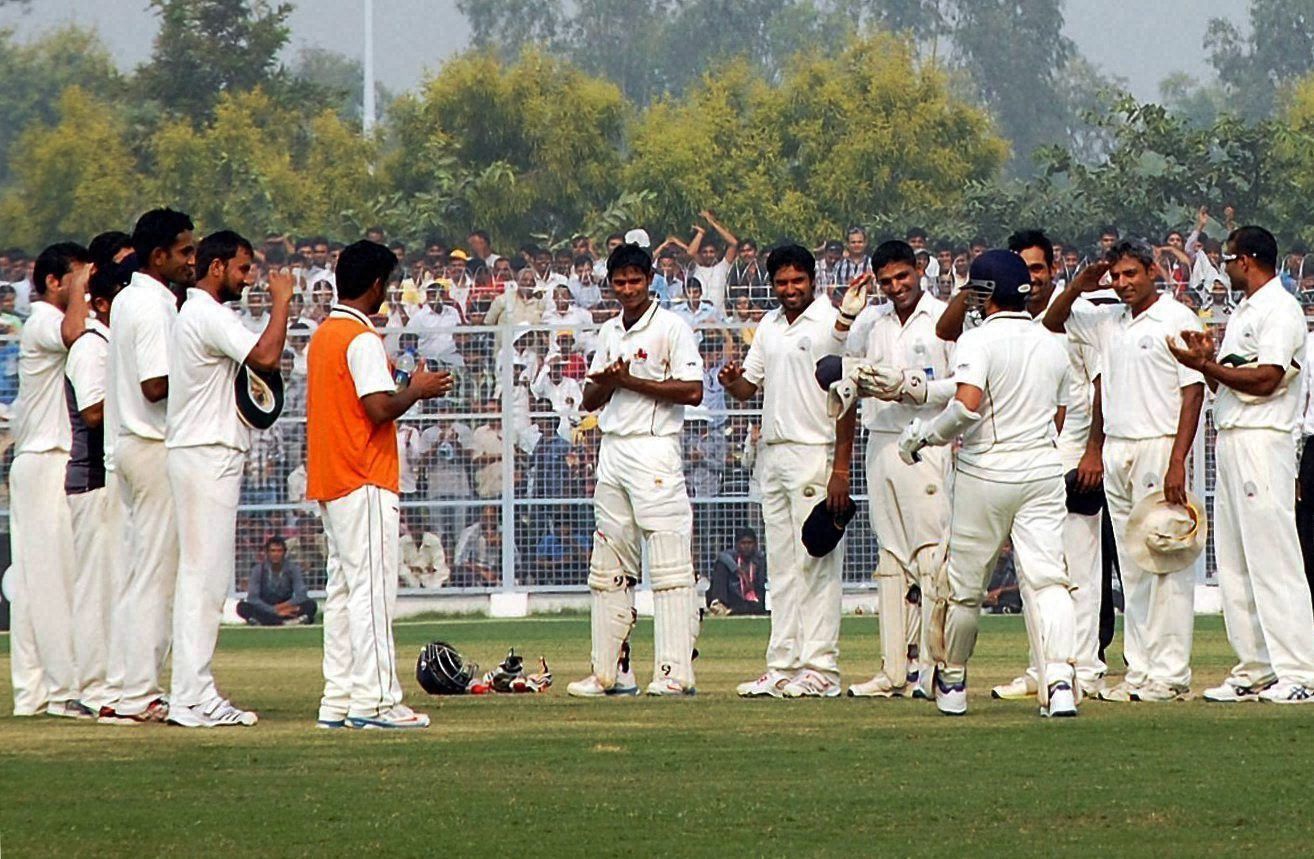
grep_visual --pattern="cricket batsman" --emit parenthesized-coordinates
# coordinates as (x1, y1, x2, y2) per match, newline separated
(833, 240, 956, 699)
(899, 250, 1079, 717)
(567, 242, 704, 698)
(719, 244, 846, 699)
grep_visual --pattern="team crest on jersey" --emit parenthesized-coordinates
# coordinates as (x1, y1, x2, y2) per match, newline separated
(633, 347, 649, 363)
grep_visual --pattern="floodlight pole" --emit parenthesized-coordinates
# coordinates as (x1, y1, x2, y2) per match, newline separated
(363, 0, 376, 135)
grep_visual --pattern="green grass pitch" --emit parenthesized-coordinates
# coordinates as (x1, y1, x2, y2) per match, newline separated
(3, 614, 1314, 856)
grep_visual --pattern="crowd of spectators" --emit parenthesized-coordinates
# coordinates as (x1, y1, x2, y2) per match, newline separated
(0, 209, 1309, 597)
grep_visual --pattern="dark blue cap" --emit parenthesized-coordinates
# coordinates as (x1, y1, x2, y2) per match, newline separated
(801, 497, 856, 558)
(968, 249, 1032, 306)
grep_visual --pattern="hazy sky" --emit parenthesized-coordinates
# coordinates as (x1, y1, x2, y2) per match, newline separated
(0, 0, 1246, 102)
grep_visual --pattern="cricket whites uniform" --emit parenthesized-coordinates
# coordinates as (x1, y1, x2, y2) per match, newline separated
(741, 298, 844, 688)
(1211, 278, 1314, 693)
(165, 289, 263, 723)
(850, 292, 954, 695)
(1067, 295, 1203, 694)
(579, 301, 703, 693)
(941, 312, 1077, 694)
(8, 301, 78, 715)
(307, 305, 415, 725)
(65, 319, 121, 711)
(104, 271, 179, 718)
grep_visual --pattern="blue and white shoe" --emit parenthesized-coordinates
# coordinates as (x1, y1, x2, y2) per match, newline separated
(1258, 680, 1314, 705)
(933, 668, 967, 716)
(316, 718, 346, 730)
(609, 665, 640, 697)
(347, 705, 431, 730)
(1042, 681, 1078, 718)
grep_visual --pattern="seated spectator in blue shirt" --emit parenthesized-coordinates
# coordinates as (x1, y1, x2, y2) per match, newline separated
(708, 528, 768, 615)
(532, 514, 589, 582)
(236, 536, 316, 626)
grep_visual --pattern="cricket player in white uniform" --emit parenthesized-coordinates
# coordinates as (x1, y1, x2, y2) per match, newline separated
(63, 231, 134, 716)
(8, 243, 91, 718)
(937, 232, 1109, 702)
(567, 243, 704, 698)
(1169, 225, 1314, 703)
(99, 208, 193, 725)
(833, 241, 955, 699)
(1045, 239, 1204, 702)
(899, 250, 1079, 717)
(165, 231, 292, 727)
(718, 244, 846, 699)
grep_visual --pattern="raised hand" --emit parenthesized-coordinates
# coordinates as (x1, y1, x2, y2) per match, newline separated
(411, 367, 454, 399)
(1166, 328, 1214, 371)
(718, 360, 744, 387)
(266, 268, 295, 306)
(1071, 261, 1111, 292)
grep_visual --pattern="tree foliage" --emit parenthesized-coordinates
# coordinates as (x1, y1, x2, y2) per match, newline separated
(0, 87, 144, 248)
(1207, 0, 1314, 120)
(626, 34, 1008, 242)
(137, 0, 295, 122)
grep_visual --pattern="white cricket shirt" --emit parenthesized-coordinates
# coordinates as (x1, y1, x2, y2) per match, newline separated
(1066, 293, 1204, 440)
(12, 301, 71, 454)
(166, 289, 262, 451)
(1301, 331, 1314, 437)
(741, 297, 841, 445)
(851, 291, 954, 434)
(952, 312, 1070, 482)
(589, 301, 703, 438)
(1214, 277, 1308, 432)
(108, 272, 177, 442)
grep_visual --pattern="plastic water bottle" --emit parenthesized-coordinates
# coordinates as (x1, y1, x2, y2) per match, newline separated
(393, 350, 416, 390)
(913, 340, 934, 380)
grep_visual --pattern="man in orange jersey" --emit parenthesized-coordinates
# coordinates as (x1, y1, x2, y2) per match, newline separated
(305, 241, 452, 730)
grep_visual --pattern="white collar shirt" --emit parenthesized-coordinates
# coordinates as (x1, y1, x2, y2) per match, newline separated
(1215, 277, 1308, 432)
(166, 288, 261, 451)
(1066, 293, 1204, 440)
(851, 292, 953, 433)
(951, 312, 1071, 482)
(405, 303, 461, 361)
(589, 301, 703, 438)
(692, 259, 731, 311)
(741, 298, 841, 445)
(1301, 331, 1314, 436)
(66, 317, 116, 469)
(108, 271, 178, 441)
(12, 300, 71, 454)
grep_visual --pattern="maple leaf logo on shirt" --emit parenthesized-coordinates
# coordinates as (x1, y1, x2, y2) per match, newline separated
(633, 348, 649, 362)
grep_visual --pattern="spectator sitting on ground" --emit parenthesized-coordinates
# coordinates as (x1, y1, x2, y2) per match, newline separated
(454, 506, 506, 586)
(707, 528, 768, 616)
(237, 536, 317, 626)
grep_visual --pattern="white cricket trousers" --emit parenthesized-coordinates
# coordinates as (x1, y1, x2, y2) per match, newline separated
(168, 444, 245, 708)
(319, 484, 405, 719)
(1103, 436, 1194, 689)
(109, 435, 178, 715)
(943, 471, 1076, 684)
(1021, 510, 1105, 688)
(761, 442, 842, 679)
(67, 472, 125, 710)
(1215, 428, 1314, 687)
(8, 450, 77, 713)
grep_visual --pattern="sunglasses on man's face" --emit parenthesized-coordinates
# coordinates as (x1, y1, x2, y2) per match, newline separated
(1221, 252, 1242, 263)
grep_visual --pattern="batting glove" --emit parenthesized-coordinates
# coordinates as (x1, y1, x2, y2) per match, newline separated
(897, 418, 929, 465)
(853, 364, 904, 400)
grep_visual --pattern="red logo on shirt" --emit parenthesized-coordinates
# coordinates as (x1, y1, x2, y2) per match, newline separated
(633, 348, 648, 363)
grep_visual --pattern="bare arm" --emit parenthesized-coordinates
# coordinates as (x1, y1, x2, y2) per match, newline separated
(701, 211, 738, 264)
(686, 226, 706, 260)
(1075, 378, 1104, 492)
(1163, 382, 1204, 506)
(80, 401, 104, 429)
(588, 358, 703, 407)
(936, 290, 969, 342)
(245, 273, 294, 372)
(581, 380, 612, 412)
(60, 265, 91, 348)
(828, 406, 857, 512)
(141, 376, 168, 403)
(360, 369, 453, 424)
(717, 360, 758, 401)
(1166, 329, 1285, 397)
(1043, 262, 1111, 333)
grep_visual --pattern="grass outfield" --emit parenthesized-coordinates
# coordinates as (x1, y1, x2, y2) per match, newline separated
(3, 614, 1314, 856)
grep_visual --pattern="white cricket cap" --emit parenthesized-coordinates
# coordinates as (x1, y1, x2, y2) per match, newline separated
(624, 229, 651, 248)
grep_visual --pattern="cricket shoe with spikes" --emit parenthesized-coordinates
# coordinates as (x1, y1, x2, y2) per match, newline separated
(737, 671, 791, 698)
(782, 670, 841, 699)
(846, 672, 907, 698)
(1041, 681, 1078, 718)
(933, 669, 967, 716)
(991, 674, 1038, 701)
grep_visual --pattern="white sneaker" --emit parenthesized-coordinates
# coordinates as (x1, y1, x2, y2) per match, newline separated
(611, 666, 640, 697)
(347, 705, 429, 729)
(991, 675, 1037, 701)
(168, 698, 258, 728)
(1203, 680, 1270, 703)
(782, 670, 841, 698)
(846, 672, 905, 698)
(737, 671, 791, 698)
(646, 677, 695, 697)
(1042, 681, 1078, 718)
(47, 699, 96, 720)
(910, 668, 933, 701)
(1258, 680, 1314, 704)
(1131, 682, 1188, 703)
(1096, 681, 1139, 703)
(933, 669, 967, 716)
